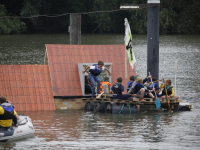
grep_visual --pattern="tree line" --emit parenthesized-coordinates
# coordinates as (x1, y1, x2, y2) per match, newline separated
(0, 0, 199, 35)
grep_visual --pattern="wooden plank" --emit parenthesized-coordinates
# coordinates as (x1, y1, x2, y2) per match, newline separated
(144, 98, 153, 102)
(170, 100, 177, 103)
(116, 99, 122, 102)
(102, 99, 108, 101)
(176, 99, 183, 102)
(132, 97, 140, 102)
(102, 94, 107, 98)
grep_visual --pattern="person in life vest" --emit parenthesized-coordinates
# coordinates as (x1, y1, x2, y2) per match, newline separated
(127, 75, 135, 92)
(127, 75, 140, 93)
(128, 75, 151, 94)
(145, 77, 160, 97)
(132, 77, 156, 101)
(159, 79, 179, 100)
(0, 96, 19, 130)
(82, 61, 111, 98)
(110, 77, 132, 100)
(99, 76, 110, 94)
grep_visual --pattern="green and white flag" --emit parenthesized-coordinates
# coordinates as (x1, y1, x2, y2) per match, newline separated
(124, 18, 136, 69)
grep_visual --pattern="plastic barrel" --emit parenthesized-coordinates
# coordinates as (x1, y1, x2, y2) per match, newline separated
(84, 102, 95, 111)
(106, 103, 112, 113)
(111, 103, 138, 114)
(93, 102, 107, 112)
(173, 105, 190, 111)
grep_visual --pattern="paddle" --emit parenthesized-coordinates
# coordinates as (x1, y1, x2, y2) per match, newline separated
(149, 72, 161, 110)
(144, 80, 162, 86)
(96, 91, 104, 98)
(164, 84, 171, 112)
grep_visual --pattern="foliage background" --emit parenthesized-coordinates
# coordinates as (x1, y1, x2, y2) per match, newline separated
(0, 0, 199, 34)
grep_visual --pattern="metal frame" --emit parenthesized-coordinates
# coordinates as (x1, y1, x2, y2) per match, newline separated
(78, 63, 112, 96)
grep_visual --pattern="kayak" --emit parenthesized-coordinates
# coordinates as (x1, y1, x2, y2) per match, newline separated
(0, 114, 35, 142)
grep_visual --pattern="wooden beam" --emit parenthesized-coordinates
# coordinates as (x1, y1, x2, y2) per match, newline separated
(69, 14, 81, 45)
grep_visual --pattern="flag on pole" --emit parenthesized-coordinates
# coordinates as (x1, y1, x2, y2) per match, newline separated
(124, 18, 136, 69)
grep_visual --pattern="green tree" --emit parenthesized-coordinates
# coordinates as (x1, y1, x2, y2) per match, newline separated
(0, 4, 26, 34)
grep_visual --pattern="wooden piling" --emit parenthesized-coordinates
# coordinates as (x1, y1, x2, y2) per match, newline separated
(69, 14, 81, 45)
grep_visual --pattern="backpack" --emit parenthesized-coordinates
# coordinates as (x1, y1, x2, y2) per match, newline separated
(102, 84, 110, 94)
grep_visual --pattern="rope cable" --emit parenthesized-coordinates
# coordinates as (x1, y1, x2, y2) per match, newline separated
(0, 5, 157, 19)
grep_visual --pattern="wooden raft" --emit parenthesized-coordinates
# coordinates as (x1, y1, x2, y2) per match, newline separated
(82, 97, 183, 106)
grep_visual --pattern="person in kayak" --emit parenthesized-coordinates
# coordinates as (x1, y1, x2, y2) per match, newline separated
(110, 77, 132, 100)
(0, 96, 19, 130)
(82, 61, 111, 98)
(159, 79, 179, 100)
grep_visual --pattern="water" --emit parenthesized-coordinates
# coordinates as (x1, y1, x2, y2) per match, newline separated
(0, 34, 200, 149)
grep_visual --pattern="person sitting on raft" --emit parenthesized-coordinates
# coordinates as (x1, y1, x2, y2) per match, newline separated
(84, 73, 92, 94)
(131, 77, 156, 101)
(128, 75, 151, 94)
(127, 75, 135, 92)
(145, 77, 160, 98)
(159, 79, 179, 100)
(82, 61, 111, 98)
(127, 75, 139, 93)
(110, 77, 132, 100)
(99, 76, 111, 94)
(0, 96, 19, 130)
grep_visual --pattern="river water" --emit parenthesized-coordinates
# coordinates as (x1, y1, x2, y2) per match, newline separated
(0, 34, 200, 149)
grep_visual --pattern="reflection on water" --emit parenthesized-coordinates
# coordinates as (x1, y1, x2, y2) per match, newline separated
(1, 110, 200, 149)
(0, 34, 200, 149)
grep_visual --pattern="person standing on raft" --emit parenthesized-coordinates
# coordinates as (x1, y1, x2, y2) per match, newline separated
(82, 61, 111, 98)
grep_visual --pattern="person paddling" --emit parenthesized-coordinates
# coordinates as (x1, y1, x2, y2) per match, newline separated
(159, 79, 179, 101)
(82, 61, 111, 98)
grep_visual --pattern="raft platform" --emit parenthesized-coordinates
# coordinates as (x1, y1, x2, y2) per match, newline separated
(82, 97, 184, 110)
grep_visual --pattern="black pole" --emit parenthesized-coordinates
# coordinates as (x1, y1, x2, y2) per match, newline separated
(147, 2, 160, 79)
(69, 14, 81, 45)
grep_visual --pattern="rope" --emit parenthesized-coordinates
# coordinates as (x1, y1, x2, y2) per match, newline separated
(0, 5, 157, 19)
(17, 116, 28, 125)
(119, 104, 124, 114)
(128, 104, 131, 114)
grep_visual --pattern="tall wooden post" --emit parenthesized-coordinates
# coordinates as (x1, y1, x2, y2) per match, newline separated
(69, 14, 81, 45)
(147, 0, 160, 79)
